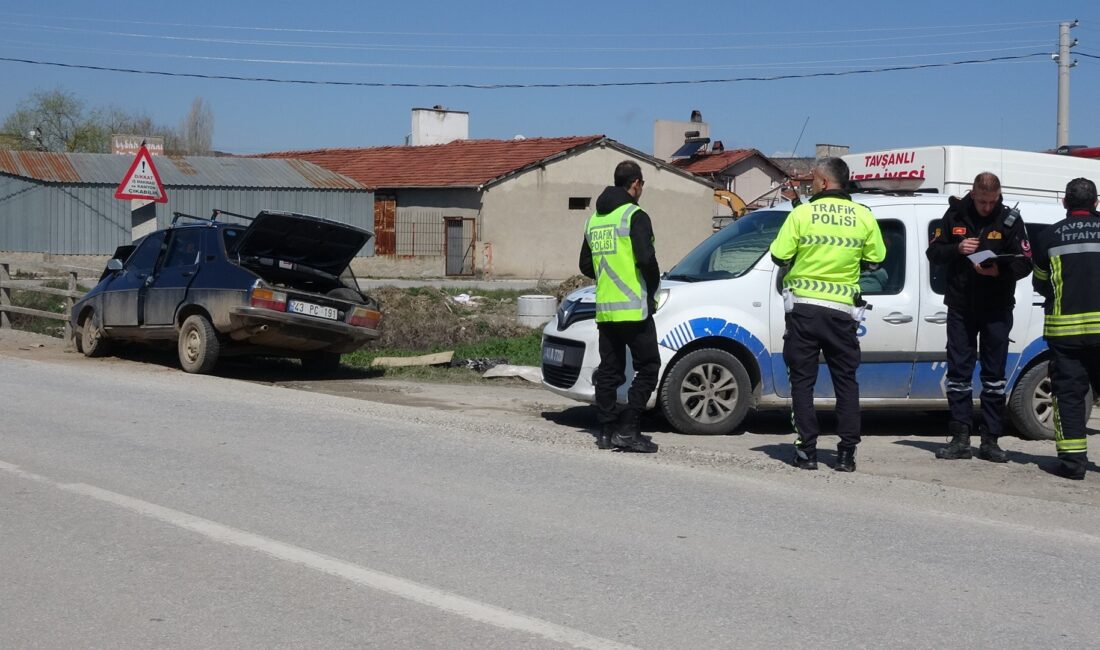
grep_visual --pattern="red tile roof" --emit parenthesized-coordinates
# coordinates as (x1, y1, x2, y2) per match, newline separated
(669, 149, 761, 175)
(257, 135, 605, 189)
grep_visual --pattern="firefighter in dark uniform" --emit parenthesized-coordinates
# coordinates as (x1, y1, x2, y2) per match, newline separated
(769, 157, 886, 472)
(925, 172, 1032, 462)
(1032, 177, 1100, 480)
(579, 160, 660, 453)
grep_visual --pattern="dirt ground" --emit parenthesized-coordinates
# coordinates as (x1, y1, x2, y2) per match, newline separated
(3, 328, 1098, 507)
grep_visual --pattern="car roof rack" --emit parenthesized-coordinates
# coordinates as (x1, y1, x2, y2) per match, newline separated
(171, 211, 211, 226)
(210, 209, 254, 222)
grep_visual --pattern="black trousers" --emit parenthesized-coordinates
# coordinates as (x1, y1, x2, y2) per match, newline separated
(944, 308, 1013, 437)
(594, 318, 661, 425)
(1048, 341, 1100, 470)
(783, 304, 861, 451)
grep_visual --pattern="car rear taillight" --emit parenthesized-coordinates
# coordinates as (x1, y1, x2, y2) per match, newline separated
(347, 306, 381, 329)
(251, 287, 287, 311)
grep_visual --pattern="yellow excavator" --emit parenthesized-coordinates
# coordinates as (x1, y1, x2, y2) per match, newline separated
(713, 189, 747, 217)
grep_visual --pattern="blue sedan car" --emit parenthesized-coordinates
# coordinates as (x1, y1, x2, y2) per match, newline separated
(71, 209, 381, 374)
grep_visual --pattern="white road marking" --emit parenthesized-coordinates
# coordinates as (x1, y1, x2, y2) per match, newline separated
(0, 460, 637, 650)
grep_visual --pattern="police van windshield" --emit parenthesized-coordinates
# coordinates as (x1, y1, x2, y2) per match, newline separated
(666, 209, 789, 282)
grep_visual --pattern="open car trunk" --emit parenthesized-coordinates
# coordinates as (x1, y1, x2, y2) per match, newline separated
(229, 210, 373, 295)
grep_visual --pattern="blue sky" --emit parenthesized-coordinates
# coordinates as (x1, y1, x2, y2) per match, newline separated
(1, 1, 1099, 157)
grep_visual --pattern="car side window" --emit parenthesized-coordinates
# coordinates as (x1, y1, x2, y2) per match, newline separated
(860, 219, 905, 295)
(163, 230, 202, 268)
(125, 232, 167, 273)
(222, 227, 244, 254)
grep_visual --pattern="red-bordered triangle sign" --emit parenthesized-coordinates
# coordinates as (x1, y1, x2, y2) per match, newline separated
(115, 144, 168, 203)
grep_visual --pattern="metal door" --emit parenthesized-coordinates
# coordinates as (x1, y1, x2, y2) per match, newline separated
(445, 217, 475, 276)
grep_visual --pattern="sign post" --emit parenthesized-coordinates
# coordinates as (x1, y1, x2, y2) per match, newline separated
(114, 144, 168, 241)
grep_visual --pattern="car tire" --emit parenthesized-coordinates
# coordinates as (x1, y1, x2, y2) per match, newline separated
(78, 310, 112, 358)
(1007, 360, 1092, 441)
(301, 352, 342, 375)
(660, 348, 752, 435)
(178, 314, 220, 374)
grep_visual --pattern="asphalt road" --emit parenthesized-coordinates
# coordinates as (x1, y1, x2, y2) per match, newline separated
(3, 355, 1100, 649)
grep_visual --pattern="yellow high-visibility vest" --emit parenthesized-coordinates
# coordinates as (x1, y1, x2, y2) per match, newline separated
(585, 203, 649, 322)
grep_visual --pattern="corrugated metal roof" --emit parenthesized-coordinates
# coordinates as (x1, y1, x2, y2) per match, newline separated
(0, 151, 365, 190)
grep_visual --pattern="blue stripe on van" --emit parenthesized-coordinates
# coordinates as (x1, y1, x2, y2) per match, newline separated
(660, 318, 774, 394)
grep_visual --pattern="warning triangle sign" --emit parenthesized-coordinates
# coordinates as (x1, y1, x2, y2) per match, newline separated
(115, 145, 168, 203)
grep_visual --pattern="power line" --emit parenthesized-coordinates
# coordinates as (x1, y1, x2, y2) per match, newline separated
(0, 39, 1051, 72)
(0, 13, 1060, 39)
(0, 52, 1053, 89)
(0, 20, 1055, 54)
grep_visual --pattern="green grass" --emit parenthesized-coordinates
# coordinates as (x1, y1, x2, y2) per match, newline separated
(7, 279, 89, 337)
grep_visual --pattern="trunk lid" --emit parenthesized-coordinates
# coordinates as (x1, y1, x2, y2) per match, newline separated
(232, 211, 372, 277)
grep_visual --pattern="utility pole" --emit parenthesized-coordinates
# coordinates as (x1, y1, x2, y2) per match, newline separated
(1054, 19, 1078, 149)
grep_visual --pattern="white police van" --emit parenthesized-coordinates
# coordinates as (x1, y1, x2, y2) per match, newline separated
(541, 192, 1075, 440)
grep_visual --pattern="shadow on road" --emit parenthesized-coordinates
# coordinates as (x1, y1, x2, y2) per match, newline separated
(891, 439, 1098, 478)
(110, 345, 380, 383)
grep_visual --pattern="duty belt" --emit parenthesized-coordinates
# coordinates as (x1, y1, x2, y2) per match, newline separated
(791, 296, 851, 314)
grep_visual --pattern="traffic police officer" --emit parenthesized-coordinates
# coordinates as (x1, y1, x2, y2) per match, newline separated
(925, 172, 1032, 462)
(1032, 177, 1100, 480)
(578, 160, 660, 453)
(769, 157, 886, 472)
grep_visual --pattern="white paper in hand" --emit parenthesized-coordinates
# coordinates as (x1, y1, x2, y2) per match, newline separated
(967, 250, 997, 265)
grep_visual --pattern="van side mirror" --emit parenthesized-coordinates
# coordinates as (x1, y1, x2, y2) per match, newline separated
(107, 258, 124, 272)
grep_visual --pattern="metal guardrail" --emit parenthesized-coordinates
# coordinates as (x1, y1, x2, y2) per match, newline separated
(0, 259, 97, 343)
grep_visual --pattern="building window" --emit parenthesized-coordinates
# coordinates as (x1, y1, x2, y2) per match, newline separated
(568, 197, 591, 210)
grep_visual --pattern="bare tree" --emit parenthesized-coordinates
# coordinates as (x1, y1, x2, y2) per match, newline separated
(1, 89, 212, 154)
(1, 89, 85, 151)
(181, 97, 214, 155)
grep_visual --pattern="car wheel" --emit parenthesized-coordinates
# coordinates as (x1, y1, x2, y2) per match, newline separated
(78, 310, 112, 358)
(300, 352, 342, 375)
(178, 314, 221, 374)
(660, 348, 752, 435)
(1007, 360, 1091, 441)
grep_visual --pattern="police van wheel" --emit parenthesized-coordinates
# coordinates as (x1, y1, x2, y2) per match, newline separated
(1007, 360, 1091, 441)
(660, 348, 752, 435)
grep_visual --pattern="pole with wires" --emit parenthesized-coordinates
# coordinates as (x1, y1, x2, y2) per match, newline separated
(1054, 19, 1078, 149)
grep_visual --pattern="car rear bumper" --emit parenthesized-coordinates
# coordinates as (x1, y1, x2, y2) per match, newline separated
(228, 306, 379, 353)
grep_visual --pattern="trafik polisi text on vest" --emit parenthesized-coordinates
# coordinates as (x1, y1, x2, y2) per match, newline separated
(810, 204, 858, 227)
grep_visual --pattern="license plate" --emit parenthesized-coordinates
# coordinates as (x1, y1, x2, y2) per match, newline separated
(542, 344, 565, 366)
(288, 300, 338, 320)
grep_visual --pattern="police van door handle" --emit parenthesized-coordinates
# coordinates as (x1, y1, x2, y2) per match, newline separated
(924, 312, 949, 324)
(882, 312, 913, 324)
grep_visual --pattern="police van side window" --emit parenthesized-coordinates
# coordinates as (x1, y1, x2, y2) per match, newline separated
(861, 219, 905, 295)
(1025, 222, 1048, 246)
(928, 220, 947, 294)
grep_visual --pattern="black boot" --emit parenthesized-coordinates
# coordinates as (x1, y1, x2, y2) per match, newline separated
(977, 431, 1008, 463)
(793, 446, 818, 470)
(935, 422, 973, 460)
(611, 411, 658, 453)
(595, 423, 615, 450)
(1053, 456, 1087, 480)
(835, 446, 856, 472)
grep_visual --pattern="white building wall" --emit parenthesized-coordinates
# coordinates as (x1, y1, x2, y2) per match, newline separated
(480, 146, 714, 279)
(411, 108, 470, 146)
(725, 160, 786, 205)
